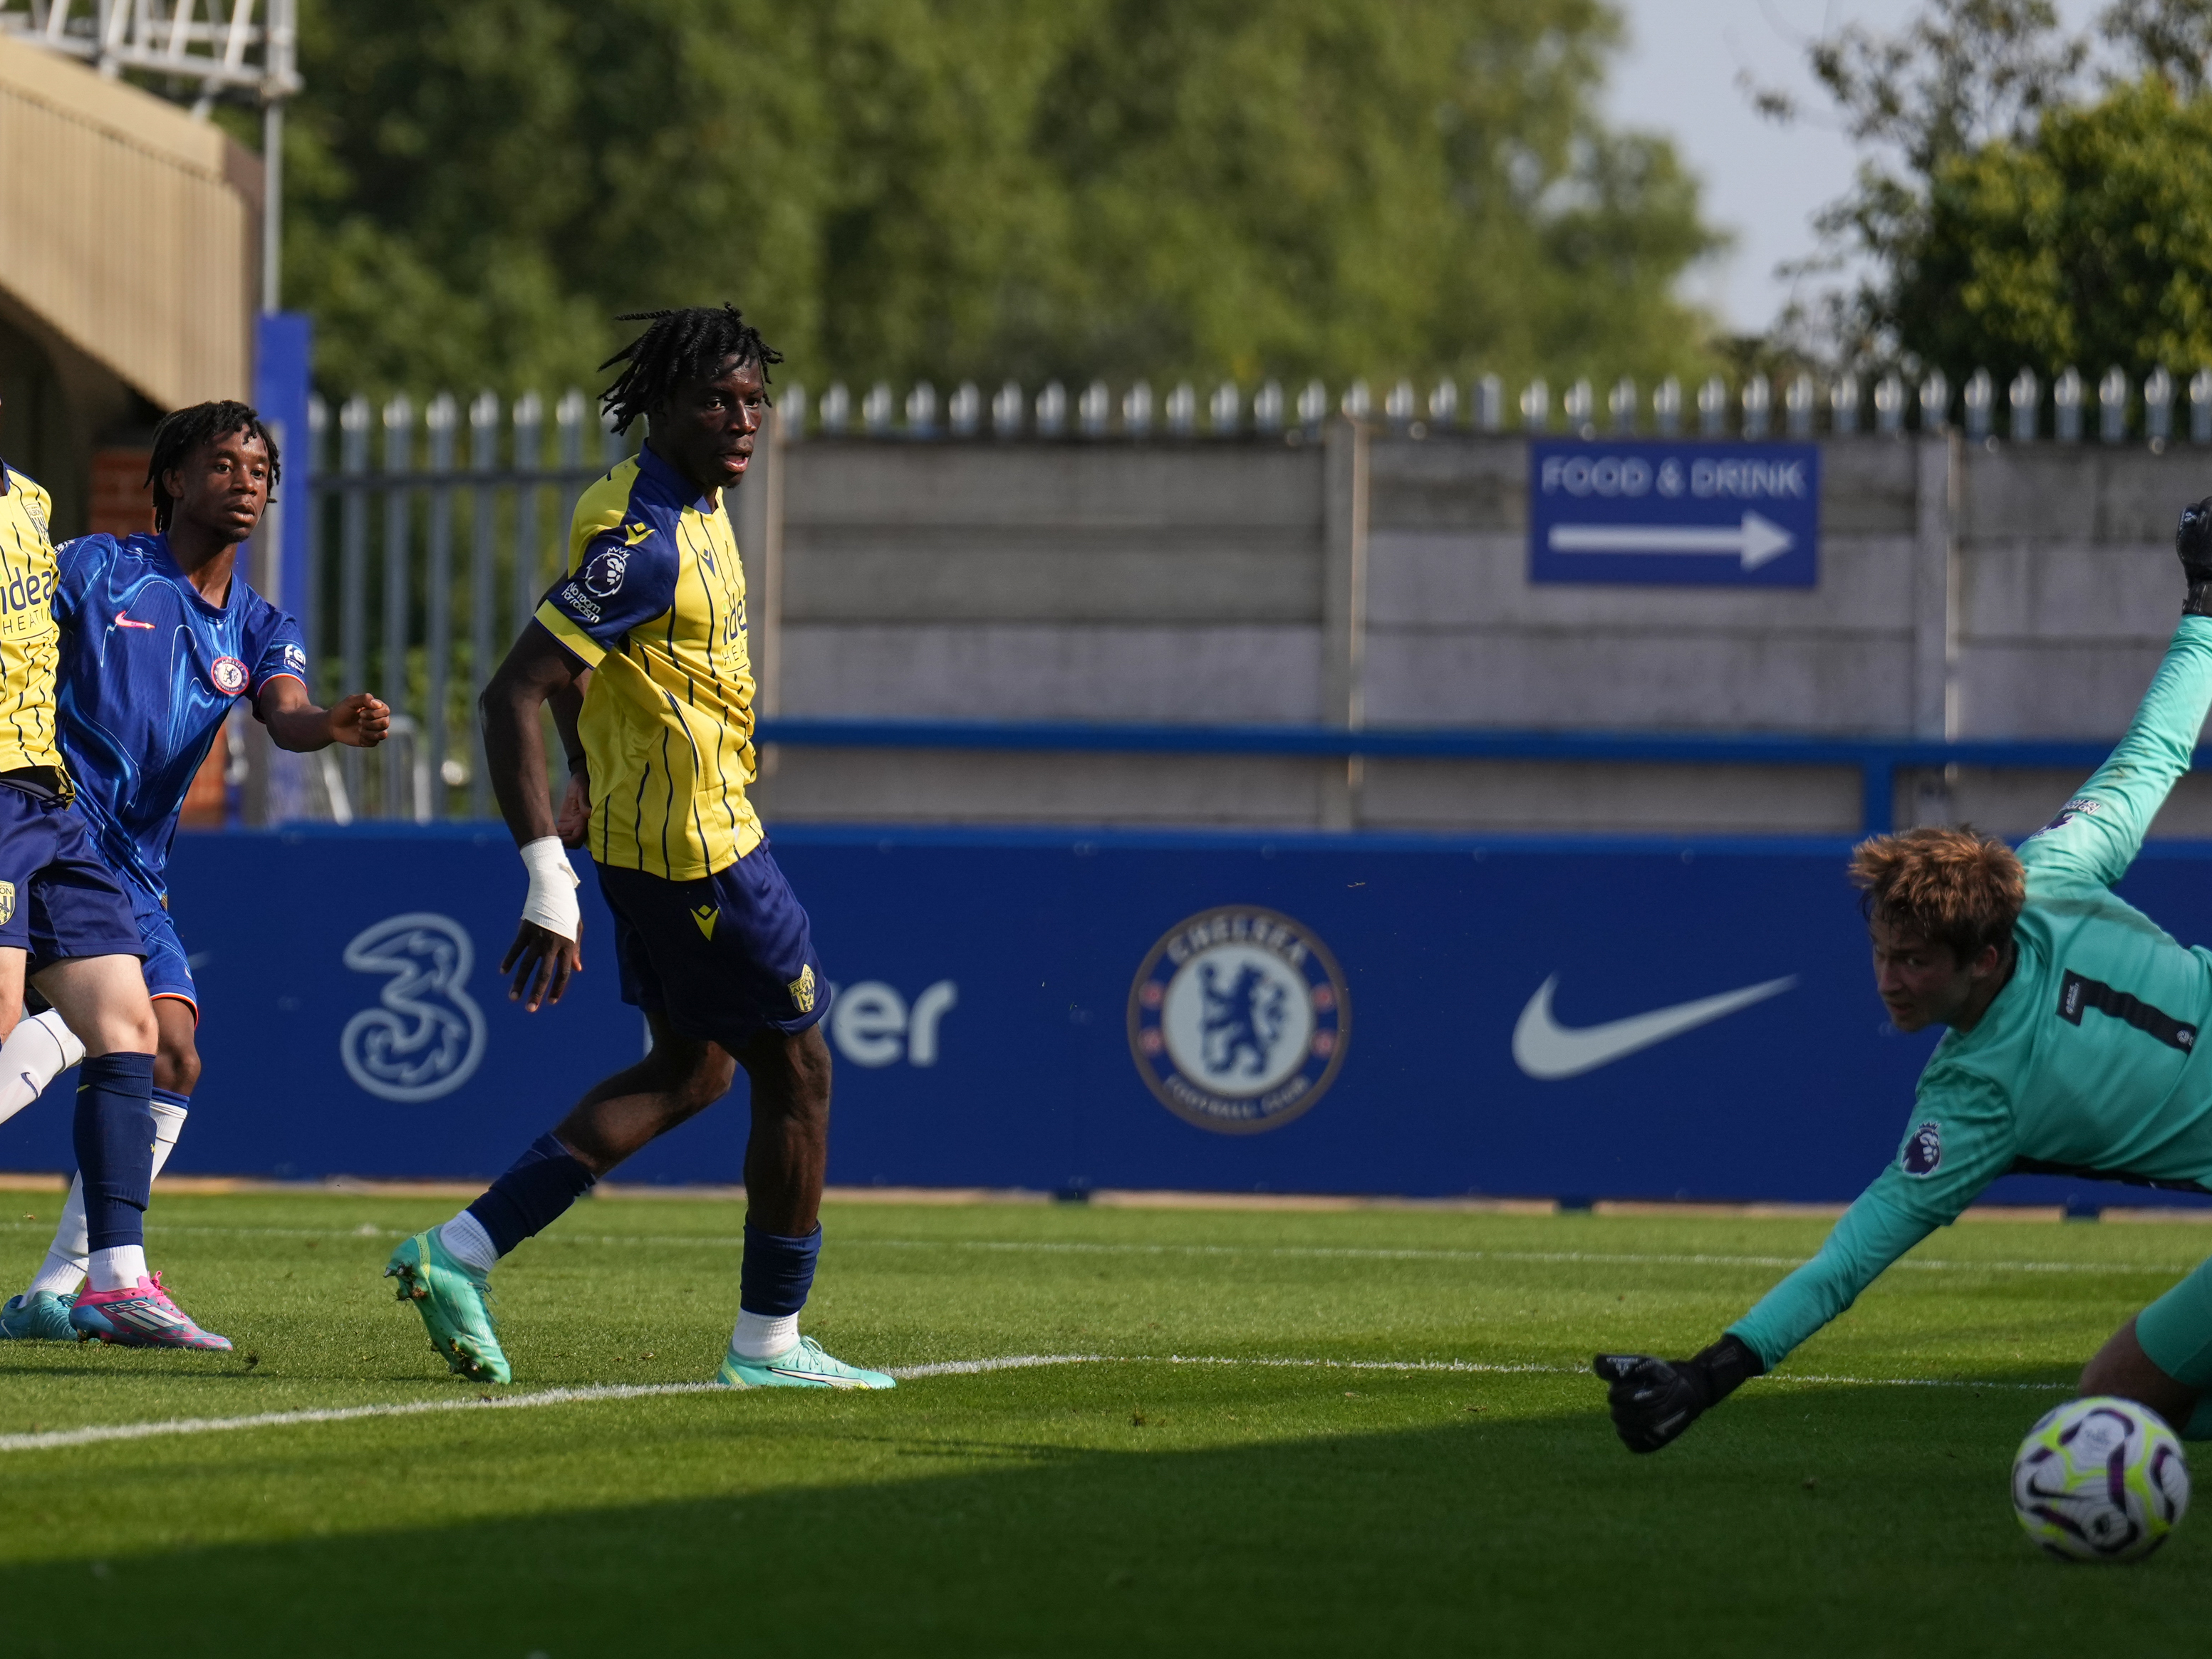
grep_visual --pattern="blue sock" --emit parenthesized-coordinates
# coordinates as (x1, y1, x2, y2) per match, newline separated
(739, 1223, 821, 1316)
(74, 1052, 156, 1252)
(467, 1133, 597, 1257)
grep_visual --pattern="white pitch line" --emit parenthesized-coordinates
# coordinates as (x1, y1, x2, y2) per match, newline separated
(36, 1221, 2196, 1280)
(891, 1353, 1099, 1379)
(0, 1352, 2074, 1455)
(0, 1381, 723, 1453)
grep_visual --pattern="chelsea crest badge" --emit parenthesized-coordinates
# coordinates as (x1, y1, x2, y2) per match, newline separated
(1127, 905, 1350, 1135)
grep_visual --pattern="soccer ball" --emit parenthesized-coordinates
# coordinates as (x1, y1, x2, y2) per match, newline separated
(2011, 1396, 2190, 1561)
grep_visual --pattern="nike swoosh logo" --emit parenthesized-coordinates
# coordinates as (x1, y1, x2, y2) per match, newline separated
(115, 611, 154, 630)
(1512, 973, 1798, 1080)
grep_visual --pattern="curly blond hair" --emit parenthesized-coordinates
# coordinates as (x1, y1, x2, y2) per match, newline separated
(1849, 826, 2025, 962)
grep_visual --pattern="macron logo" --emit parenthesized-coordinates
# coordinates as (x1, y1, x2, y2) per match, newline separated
(115, 611, 154, 630)
(1512, 973, 1799, 1079)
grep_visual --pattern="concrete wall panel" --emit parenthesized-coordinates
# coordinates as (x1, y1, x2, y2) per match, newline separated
(1359, 758, 1862, 834)
(1363, 630, 1918, 732)
(786, 526, 1321, 625)
(750, 749, 1329, 827)
(781, 623, 1324, 723)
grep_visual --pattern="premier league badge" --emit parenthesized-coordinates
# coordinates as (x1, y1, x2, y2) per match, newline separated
(1127, 905, 1350, 1135)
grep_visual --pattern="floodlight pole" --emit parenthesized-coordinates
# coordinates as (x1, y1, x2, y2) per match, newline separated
(262, 97, 282, 312)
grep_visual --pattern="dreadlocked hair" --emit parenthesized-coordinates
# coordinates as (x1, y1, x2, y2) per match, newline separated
(146, 400, 281, 534)
(1849, 825, 2025, 963)
(597, 304, 782, 435)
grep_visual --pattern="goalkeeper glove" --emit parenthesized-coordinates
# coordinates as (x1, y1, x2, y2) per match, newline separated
(2179, 496, 2212, 617)
(1592, 1333, 1765, 1454)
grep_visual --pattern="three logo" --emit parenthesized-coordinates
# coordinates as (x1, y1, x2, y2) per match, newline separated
(339, 912, 487, 1103)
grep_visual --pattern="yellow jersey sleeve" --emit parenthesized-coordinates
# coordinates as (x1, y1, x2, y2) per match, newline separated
(0, 466, 64, 773)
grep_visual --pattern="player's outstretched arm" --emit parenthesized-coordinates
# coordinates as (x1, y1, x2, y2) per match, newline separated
(482, 620, 586, 1011)
(2023, 498, 2212, 890)
(256, 679, 390, 751)
(1590, 1193, 1926, 1456)
(1595, 1191, 1935, 1452)
(1593, 1077, 2014, 1453)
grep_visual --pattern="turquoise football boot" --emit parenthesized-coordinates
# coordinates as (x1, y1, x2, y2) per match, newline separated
(715, 1335, 895, 1390)
(0, 1290, 76, 1341)
(385, 1229, 511, 1385)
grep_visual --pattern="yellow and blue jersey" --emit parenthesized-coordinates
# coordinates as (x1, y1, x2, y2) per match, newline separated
(53, 531, 306, 902)
(0, 460, 65, 775)
(536, 444, 760, 881)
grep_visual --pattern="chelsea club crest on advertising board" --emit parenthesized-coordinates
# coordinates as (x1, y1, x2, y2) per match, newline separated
(1126, 906, 1350, 1134)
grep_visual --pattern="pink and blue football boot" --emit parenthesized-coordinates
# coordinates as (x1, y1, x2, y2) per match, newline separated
(69, 1273, 232, 1351)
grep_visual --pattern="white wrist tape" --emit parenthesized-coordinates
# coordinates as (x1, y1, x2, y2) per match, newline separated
(519, 836, 582, 941)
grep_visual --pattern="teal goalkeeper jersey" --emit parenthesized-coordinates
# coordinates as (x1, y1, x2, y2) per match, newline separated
(1730, 617, 2212, 1369)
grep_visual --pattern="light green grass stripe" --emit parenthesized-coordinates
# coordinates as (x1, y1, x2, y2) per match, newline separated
(0, 1353, 2072, 1455)
(73, 1222, 2205, 1279)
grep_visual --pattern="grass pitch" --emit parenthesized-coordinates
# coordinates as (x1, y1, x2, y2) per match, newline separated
(0, 1193, 2206, 1657)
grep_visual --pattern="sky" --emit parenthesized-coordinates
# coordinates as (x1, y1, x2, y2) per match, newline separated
(1604, 0, 2100, 335)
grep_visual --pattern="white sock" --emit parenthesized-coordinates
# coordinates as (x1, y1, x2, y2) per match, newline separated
(88, 1244, 146, 1292)
(0, 1009, 84, 1132)
(26, 1099, 187, 1299)
(730, 1309, 800, 1359)
(438, 1210, 499, 1274)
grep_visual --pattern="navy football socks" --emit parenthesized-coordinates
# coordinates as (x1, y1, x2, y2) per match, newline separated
(467, 1132, 598, 1256)
(75, 1051, 156, 1252)
(739, 1223, 821, 1317)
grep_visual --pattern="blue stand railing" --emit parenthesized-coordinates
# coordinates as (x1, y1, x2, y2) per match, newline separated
(754, 719, 2156, 835)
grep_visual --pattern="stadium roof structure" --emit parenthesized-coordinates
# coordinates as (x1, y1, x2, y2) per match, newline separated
(0, 28, 256, 409)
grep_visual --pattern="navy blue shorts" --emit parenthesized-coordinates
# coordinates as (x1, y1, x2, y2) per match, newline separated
(0, 786, 142, 972)
(596, 846, 829, 1053)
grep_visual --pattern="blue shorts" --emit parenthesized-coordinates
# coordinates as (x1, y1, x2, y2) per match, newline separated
(596, 847, 829, 1054)
(0, 784, 142, 972)
(129, 891, 197, 1015)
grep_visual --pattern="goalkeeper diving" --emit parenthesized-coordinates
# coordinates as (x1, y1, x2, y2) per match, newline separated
(1597, 495, 2212, 1453)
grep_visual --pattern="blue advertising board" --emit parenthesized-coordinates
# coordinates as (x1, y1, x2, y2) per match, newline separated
(1528, 440, 1821, 587)
(2, 823, 2208, 1213)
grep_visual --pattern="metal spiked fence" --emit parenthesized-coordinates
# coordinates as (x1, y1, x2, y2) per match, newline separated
(769, 365, 2212, 445)
(299, 388, 630, 825)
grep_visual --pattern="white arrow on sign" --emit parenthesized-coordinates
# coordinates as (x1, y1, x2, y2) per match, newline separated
(1547, 511, 1795, 571)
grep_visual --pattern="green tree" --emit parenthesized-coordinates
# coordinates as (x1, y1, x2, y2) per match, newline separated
(283, 0, 1727, 397)
(1900, 76, 2212, 381)
(1761, 0, 2212, 383)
